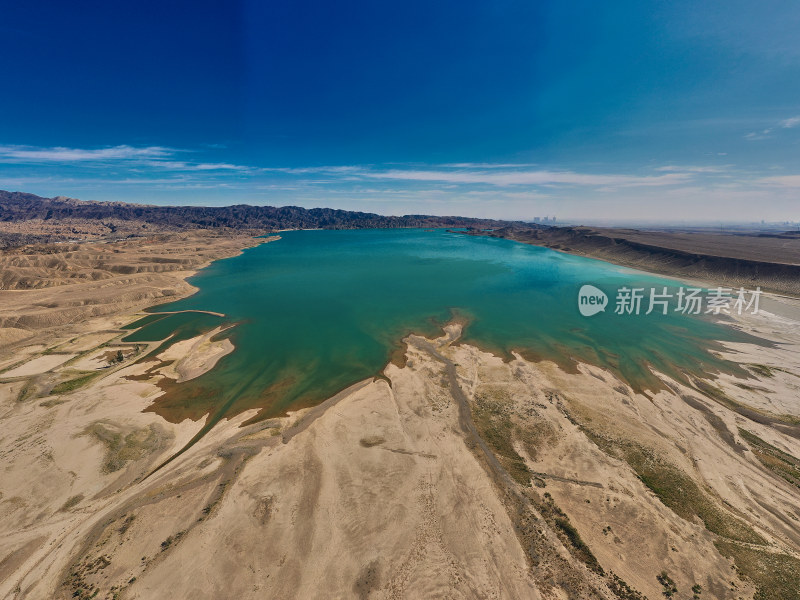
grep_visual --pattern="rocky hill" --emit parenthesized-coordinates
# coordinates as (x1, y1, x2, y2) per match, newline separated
(0, 190, 520, 247)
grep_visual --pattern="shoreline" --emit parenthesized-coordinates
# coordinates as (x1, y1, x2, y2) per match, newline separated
(97, 228, 794, 430)
(458, 227, 800, 299)
(459, 228, 800, 321)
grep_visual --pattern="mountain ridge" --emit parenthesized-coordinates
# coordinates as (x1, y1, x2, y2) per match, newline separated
(0, 189, 526, 248)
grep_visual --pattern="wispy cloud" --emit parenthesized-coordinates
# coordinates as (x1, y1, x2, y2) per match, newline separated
(656, 165, 728, 173)
(262, 165, 363, 174)
(745, 114, 800, 139)
(0, 144, 173, 162)
(143, 160, 253, 172)
(356, 167, 691, 187)
(0, 145, 707, 190)
(780, 116, 800, 129)
(438, 162, 538, 169)
(0, 144, 255, 173)
(745, 128, 773, 140)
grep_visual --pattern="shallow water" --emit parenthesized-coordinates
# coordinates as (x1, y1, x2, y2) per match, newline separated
(124, 228, 755, 425)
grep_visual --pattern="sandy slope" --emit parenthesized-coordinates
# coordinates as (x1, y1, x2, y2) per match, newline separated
(1, 306, 799, 599)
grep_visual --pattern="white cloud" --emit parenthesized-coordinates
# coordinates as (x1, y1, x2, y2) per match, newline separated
(656, 165, 728, 173)
(0, 144, 173, 162)
(357, 168, 691, 188)
(0, 144, 256, 173)
(262, 165, 363, 174)
(438, 162, 538, 169)
(144, 160, 252, 172)
(744, 115, 800, 139)
(744, 128, 773, 140)
(0, 148, 703, 191)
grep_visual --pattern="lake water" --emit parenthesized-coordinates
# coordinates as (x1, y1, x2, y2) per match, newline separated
(124, 228, 753, 427)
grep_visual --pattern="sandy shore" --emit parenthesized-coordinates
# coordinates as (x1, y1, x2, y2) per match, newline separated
(154, 326, 235, 383)
(1, 232, 799, 599)
(1, 315, 799, 599)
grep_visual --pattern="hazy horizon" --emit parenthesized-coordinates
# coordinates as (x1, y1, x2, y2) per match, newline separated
(6, 187, 800, 231)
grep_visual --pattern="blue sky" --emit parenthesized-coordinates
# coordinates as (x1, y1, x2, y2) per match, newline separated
(1, 0, 799, 222)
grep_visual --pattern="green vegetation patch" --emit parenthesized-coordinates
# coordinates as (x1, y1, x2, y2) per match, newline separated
(51, 371, 102, 394)
(747, 364, 775, 378)
(16, 380, 37, 402)
(471, 392, 532, 486)
(656, 571, 679, 598)
(539, 492, 604, 575)
(160, 530, 186, 551)
(62, 554, 112, 600)
(715, 540, 800, 600)
(60, 494, 84, 511)
(739, 428, 800, 489)
(84, 422, 169, 473)
(516, 420, 557, 461)
(607, 573, 647, 600)
(694, 379, 756, 414)
(582, 429, 765, 545)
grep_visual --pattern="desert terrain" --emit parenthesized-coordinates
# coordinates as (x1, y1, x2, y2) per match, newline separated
(1, 229, 799, 599)
(477, 226, 800, 297)
(0, 229, 274, 346)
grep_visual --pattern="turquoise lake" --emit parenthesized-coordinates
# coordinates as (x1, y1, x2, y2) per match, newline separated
(124, 228, 753, 426)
